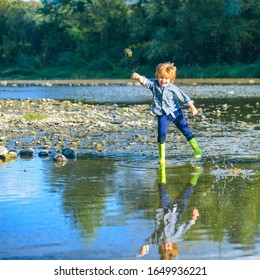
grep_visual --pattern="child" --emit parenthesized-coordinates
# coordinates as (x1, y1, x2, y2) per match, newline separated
(131, 62, 202, 165)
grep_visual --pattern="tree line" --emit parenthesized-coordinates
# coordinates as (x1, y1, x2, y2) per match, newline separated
(0, 0, 259, 77)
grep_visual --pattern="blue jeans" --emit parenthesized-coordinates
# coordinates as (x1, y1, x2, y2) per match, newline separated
(157, 109, 195, 143)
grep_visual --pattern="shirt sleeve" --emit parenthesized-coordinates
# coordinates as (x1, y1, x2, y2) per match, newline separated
(142, 77, 155, 90)
(172, 85, 194, 106)
(167, 220, 196, 243)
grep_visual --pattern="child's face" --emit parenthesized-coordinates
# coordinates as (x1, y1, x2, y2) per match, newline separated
(158, 76, 170, 88)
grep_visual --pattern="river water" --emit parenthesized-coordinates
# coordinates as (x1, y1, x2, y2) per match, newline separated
(0, 84, 259, 260)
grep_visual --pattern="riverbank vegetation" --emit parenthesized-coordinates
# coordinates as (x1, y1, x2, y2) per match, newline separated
(0, 0, 259, 79)
(22, 112, 47, 121)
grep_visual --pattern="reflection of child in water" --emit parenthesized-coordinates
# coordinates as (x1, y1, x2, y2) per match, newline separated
(137, 166, 200, 260)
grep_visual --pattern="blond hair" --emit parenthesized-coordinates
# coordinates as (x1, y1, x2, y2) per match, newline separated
(155, 62, 177, 83)
(159, 242, 178, 260)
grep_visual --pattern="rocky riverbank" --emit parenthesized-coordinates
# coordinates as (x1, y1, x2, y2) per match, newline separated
(0, 98, 159, 163)
(0, 96, 259, 166)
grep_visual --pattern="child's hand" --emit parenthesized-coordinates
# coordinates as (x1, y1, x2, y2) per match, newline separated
(191, 208, 199, 221)
(190, 107, 198, 116)
(131, 72, 144, 84)
(189, 103, 198, 116)
(131, 72, 139, 79)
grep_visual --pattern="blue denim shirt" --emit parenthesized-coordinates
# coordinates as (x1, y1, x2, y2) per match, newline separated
(142, 77, 193, 118)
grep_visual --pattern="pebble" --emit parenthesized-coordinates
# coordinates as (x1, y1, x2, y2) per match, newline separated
(20, 148, 34, 157)
(0, 146, 8, 157)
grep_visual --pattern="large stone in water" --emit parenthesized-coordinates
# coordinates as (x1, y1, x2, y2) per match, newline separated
(20, 148, 34, 157)
(53, 153, 68, 163)
(39, 150, 49, 158)
(62, 148, 76, 159)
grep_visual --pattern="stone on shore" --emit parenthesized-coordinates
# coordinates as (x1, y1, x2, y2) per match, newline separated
(0, 146, 8, 157)
(3, 151, 18, 162)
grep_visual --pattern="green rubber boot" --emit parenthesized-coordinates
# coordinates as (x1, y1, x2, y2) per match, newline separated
(158, 142, 166, 166)
(189, 138, 202, 159)
(159, 165, 166, 184)
(189, 166, 202, 186)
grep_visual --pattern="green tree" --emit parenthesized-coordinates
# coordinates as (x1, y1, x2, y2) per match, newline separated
(36, 0, 79, 65)
(128, 0, 259, 66)
(0, 0, 8, 56)
(73, 0, 131, 68)
(0, 0, 258, 76)
(0, 0, 39, 69)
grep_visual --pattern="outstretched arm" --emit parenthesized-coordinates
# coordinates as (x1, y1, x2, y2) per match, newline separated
(131, 72, 145, 84)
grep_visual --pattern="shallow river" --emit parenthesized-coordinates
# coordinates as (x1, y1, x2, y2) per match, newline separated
(0, 84, 259, 260)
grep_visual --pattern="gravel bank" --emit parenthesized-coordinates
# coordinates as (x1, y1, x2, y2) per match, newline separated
(0, 97, 259, 163)
(0, 98, 157, 158)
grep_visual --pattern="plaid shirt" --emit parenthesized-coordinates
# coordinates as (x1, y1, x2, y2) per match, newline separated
(142, 77, 193, 118)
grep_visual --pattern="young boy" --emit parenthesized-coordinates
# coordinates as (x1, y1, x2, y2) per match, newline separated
(131, 62, 202, 165)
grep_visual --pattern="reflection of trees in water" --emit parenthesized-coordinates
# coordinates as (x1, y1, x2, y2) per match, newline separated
(197, 164, 260, 248)
(50, 158, 160, 240)
(49, 159, 160, 238)
(50, 159, 115, 241)
(112, 166, 158, 218)
(48, 155, 259, 255)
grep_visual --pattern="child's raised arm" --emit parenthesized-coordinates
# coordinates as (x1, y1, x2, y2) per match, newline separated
(131, 72, 145, 84)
